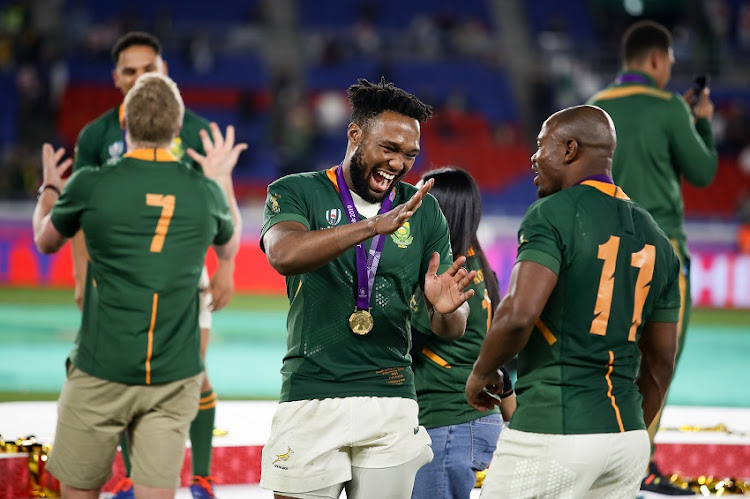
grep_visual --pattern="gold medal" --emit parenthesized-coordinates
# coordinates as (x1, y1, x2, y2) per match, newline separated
(349, 309, 374, 335)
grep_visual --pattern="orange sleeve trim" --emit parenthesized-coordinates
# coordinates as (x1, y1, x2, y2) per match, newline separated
(145, 293, 158, 385)
(466, 247, 476, 257)
(200, 392, 217, 404)
(125, 148, 178, 162)
(535, 319, 557, 345)
(325, 166, 340, 192)
(199, 400, 217, 410)
(421, 346, 451, 368)
(605, 350, 625, 432)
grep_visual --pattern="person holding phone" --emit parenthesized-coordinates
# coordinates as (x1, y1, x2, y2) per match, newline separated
(588, 20, 717, 496)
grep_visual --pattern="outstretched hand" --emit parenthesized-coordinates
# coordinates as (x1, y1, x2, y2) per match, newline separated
(371, 178, 434, 235)
(465, 368, 504, 412)
(423, 253, 476, 314)
(187, 122, 248, 180)
(41, 143, 73, 192)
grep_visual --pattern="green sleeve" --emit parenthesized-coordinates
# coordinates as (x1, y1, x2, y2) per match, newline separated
(515, 198, 565, 275)
(207, 179, 235, 246)
(647, 247, 681, 323)
(50, 168, 96, 237)
(668, 96, 718, 187)
(260, 177, 311, 251)
(73, 124, 101, 172)
(419, 193, 453, 289)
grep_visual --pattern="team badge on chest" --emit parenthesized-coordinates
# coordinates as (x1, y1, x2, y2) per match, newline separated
(390, 222, 413, 248)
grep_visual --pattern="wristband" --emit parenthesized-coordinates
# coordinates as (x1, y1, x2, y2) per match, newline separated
(37, 184, 61, 199)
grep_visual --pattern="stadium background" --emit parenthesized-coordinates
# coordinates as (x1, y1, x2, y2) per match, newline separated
(0, 0, 749, 495)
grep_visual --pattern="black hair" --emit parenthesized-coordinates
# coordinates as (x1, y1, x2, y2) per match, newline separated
(621, 20, 672, 63)
(347, 77, 433, 128)
(111, 31, 162, 64)
(421, 167, 501, 307)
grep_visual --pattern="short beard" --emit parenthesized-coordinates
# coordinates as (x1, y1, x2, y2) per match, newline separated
(349, 147, 382, 203)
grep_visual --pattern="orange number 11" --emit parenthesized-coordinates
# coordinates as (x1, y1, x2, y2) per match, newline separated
(146, 194, 175, 253)
(590, 235, 655, 341)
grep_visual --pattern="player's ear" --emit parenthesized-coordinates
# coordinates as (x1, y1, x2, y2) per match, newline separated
(564, 139, 578, 163)
(347, 122, 361, 145)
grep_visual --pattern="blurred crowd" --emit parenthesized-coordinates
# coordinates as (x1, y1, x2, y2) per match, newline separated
(1, 0, 750, 229)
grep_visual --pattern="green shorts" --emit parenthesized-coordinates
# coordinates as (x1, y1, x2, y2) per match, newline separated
(46, 363, 203, 489)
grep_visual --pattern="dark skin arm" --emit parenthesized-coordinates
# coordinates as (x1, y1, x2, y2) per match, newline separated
(263, 179, 435, 276)
(466, 260, 558, 412)
(636, 320, 678, 427)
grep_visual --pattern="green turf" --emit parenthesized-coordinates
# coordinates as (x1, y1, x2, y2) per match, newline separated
(1, 287, 748, 405)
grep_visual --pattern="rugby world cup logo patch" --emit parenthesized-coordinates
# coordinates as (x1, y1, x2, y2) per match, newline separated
(108, 140, 124, 158)
(325, 208, 342, 226)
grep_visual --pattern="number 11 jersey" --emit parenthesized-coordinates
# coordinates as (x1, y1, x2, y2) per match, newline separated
(511, 180, 681, 434)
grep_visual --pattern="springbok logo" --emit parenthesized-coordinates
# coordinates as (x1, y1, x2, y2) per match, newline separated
(273, 446, 294, 464)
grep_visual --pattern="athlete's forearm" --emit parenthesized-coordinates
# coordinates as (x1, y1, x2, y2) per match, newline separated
(71, 231, 88, 282)
(263, 219, 379, 276)
(472, 294, 533, 378)
(636, 321, 677, 426)
(429, 301, 469, 340)
(33, 190, 66, 254)
(215, 175, 242, 260)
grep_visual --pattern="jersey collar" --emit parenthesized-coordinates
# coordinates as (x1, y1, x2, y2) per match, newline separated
(124, 148, 178, 162)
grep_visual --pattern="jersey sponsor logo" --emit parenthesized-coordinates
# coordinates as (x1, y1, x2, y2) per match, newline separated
(269, 193, 281, 213)
(169, 137, 185, 159)
(325, 208, 342, 226)
(273, 445, 293, 469)
(108, 140, 124, 158)
(390, 222, 413, 248)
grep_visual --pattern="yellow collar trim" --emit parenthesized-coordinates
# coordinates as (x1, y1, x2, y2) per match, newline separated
(124, 149, 178, 162)
(590, 85, 672, 102)
(580, 180, 630, 200)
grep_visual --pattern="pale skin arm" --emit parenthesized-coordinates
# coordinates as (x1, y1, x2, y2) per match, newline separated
(187, 122, 247, 311)
(466, 260, 558, 412)
(71, 231, 88, 309)
(262, 178, 436, 276)
(636, 320, 678, 427)
(33, 144, 73, 254)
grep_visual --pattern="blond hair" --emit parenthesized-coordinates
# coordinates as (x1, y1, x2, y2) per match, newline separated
(123, 73, 185, 148)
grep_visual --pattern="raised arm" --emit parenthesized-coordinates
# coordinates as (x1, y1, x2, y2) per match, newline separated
(670, 91, 718, 187)
(263, 179, 434, 276)
(33, 144, 72, 254)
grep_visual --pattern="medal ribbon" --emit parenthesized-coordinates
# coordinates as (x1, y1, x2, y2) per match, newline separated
(335, 164, 395, 311)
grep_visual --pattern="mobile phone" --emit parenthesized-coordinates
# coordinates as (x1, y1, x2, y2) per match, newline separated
(691, 75, 708, 105)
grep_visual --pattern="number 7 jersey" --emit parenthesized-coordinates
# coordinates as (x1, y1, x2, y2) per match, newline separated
(511, 180, 681, 434)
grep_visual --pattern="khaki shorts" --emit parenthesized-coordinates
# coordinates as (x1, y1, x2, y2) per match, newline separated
(480, 428, 649, 499)
(260, 397, 432, 494)
(46, 364, 203, 489)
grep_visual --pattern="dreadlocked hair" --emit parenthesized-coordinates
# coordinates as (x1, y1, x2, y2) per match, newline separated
(347, 77, 433, 128)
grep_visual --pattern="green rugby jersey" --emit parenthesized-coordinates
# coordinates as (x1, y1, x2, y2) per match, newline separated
(588, 71, 718, 257)
(261, 166, 453, 402)
(73, 104, 209, 172)
(411, 248, 500, 429)
(511, 180, 681, 435)
(51, 149, 234, 385)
